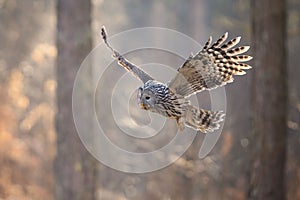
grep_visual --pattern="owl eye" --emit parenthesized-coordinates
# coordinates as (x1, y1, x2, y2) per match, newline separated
(145, 96, 151, 100)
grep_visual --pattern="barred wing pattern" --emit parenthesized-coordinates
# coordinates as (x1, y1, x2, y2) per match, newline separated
(169, 32, 252, 97)
(101, 27, 154, 84)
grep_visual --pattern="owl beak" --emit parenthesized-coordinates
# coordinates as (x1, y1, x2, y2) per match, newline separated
(140, 102, 148, 110)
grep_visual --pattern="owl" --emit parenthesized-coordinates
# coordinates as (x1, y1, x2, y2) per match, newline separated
(101, 27, 252, 133)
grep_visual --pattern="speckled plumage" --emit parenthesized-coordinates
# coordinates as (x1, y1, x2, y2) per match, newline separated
(101, 27, 252, 133)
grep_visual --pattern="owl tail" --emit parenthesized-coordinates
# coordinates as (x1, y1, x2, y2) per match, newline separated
(184, 105, 225, 133)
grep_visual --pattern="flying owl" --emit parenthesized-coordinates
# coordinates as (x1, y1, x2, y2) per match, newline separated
(101, 27, 252, 133)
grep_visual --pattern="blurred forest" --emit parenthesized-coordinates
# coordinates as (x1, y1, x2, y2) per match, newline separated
(0, 0, 300, 199)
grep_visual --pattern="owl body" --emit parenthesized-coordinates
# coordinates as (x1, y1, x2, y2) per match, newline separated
(138, 80, 224, 132)
(101, 27, 252, 133)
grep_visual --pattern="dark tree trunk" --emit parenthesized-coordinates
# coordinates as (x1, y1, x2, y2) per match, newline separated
(248, 0, 287, 199)
(55, 0, 97, 199)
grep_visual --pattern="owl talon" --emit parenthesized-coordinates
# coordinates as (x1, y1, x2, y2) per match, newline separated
(176, 118, 185, 131)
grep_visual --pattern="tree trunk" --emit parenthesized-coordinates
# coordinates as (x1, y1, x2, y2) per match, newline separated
(55, 0, 97, 199)
(248, 0, 287, 199)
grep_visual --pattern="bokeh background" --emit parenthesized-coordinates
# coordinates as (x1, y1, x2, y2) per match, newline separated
(0, 0, 299, 199)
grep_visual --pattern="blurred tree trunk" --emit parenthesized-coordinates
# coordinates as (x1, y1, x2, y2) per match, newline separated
(55, 0, 97, 200)
(248, 0, 287, 199)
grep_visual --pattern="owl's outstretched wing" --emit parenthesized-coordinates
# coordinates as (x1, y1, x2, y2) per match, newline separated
(168, 32, 252, 97)
(101, 26, 154, 83)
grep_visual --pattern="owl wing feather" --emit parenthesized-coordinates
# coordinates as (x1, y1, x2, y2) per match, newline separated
(168, 32, 252, 97)
(101, 26, 154, 83)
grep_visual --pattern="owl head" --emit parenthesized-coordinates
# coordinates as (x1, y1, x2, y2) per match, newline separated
(137, 80, 167, 111)
(137, 86, 156, 110)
